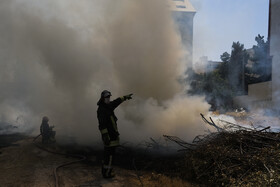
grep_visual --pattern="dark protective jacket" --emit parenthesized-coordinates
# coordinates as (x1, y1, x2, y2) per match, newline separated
(40, 121, 51, 136)
(97, 97, 125, 147)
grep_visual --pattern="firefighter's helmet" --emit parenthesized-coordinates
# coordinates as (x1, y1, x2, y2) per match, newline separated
(101, 90, 112, 98)
(42, 116, 49, 122)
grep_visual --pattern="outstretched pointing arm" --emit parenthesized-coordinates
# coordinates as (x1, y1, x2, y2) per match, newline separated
(111, 94, 133, 109)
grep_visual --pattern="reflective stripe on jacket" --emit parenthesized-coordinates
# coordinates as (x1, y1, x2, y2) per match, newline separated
(97, 97, 125, 147)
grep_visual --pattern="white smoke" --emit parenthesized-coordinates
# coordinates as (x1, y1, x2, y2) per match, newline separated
(0, 0, 210, 145)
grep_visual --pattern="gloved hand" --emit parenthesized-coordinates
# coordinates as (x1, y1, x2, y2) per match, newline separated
(102, 133, 110, 146)
(124, 93, 133, 100)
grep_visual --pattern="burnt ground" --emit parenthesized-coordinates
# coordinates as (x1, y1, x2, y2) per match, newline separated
(0, 133, 27, 149)
(0, 134, 198, 187)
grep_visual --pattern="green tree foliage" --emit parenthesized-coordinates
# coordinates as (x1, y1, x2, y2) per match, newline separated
(247, 34, 271, 83)
(228, 42, 249, 95)
(221, 52, 230, 62)
(218, 52, 230, 79)
(188, 35, 270, 111)
(188, 56, 234, 111)
(188, 43, 248, 111)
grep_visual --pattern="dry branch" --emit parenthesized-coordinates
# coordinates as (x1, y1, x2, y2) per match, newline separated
(163, 113, 280, 186)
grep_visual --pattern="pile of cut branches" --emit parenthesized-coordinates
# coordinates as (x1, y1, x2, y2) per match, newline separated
(164, 114, 280, 186)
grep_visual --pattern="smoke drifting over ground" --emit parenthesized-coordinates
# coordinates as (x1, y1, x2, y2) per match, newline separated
(0, 0, 210, 145)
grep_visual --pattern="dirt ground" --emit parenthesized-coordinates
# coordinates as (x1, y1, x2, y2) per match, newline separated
(2, 111, 277, 186)
(0, 136, 196, 187)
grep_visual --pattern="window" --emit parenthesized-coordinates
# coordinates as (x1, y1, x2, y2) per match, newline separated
(176, 5, 186, 8)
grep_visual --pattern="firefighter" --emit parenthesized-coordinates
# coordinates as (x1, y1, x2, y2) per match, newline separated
(97, 90, 133, 178)
(40, 116, 56, 144)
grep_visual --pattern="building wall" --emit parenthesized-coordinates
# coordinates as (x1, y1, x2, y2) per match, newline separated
(234, 81, 272, 109)
(172, 11, 195, 66)
(169, 0, 196, 68)
(249, 81, 272, 101)
(271, 0, 280, 111)
(233, 0, 279, 111)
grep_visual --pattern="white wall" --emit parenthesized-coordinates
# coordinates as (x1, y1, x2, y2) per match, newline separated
(271, 0, 280, 111)
(234, 81, 272, 109)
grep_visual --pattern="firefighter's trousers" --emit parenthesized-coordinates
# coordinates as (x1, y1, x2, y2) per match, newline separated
(102, 146, 116, 178)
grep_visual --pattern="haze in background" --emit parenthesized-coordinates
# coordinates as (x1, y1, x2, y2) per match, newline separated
(0, 0, 210, 145)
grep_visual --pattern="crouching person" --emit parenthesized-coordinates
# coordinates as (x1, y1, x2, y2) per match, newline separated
(40, 116, 56, 144)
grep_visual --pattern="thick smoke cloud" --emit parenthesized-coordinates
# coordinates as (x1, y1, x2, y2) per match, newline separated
(0, 0, 210, 145)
